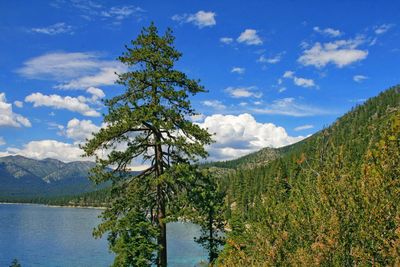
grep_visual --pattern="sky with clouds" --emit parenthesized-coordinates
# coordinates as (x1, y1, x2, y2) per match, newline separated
(0, 0, 399, 163)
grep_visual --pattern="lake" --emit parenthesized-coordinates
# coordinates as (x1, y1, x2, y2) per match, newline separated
(0, 203, 208, 267)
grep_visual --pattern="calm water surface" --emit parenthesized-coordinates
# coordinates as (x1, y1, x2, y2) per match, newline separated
(0, 204, 207, 267)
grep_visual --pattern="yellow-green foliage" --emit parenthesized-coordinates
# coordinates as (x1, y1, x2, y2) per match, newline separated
(219, 87, 400, 266)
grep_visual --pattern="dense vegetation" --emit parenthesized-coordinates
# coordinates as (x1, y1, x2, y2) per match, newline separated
(218, 86, 400, 265)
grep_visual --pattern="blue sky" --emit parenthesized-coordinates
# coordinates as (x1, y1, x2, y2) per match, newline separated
(0, 0, 399, 162)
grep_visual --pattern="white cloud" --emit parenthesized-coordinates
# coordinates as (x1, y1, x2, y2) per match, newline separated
(220, 37, 233, 44)
(64, 118, 101, 143)
(353, 75, 368, 83)
(298, 37, 368, 68)
(198, 113, 305, 160)
(0, 93, 31, 128)
(2, 140, 85, 162)
(190, 113, 205, 122)
(25, 92, 101, 117)
(294, 124, 314, 131)
(225, 86, 262, 98)
(237, 29, 263, 45)
(101, 5, 144, 23)
(17, 52, 126, 90)
(283, 71, 294, 78)
(53, 1, 144, 24)
(14, 101, 23, 108)
(374, 24, 394, 35)
(293, 77, 315, 88)
(253, 97, 329, 117)
(282, 71, 316, 88)
(86, 87, 105, 101)
(313, 26, 342, 37)
(278, 87, 287, 93)
(258, 54, 282, 64)
(0, 137, 5, 146)
(231, 67, 245, 74)
(202, 100, 226, 110)
(172, 11, 216, 28)
(31, 22, 73, 35)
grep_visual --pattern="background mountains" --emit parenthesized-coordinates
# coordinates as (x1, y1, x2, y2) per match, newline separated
(0, 156, 97, 199)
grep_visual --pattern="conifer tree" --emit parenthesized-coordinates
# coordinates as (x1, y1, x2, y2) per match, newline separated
(82, 23, 212, 267)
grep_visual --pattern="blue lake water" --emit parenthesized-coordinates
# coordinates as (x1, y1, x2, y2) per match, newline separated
(0, 204, 207, 267)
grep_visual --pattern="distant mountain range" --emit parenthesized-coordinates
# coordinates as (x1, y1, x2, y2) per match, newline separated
(0, 156, 98, 199)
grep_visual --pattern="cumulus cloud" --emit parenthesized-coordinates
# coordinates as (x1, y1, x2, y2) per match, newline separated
(374, 24, 394, 35)
(225, 86, 262, 98)
(64, 118, 101, 143)
(198, 113, 305, 160)
(0, 137, 5, 146)
(31, 22, 73, 35)
(237, 29, 263, 45)
(25, 92, 101, 117)
(172, 11, 216, 28)
(231, 67, 245, 74)
(294, 124, 314, 131)
(253, 97, 329, 117)
(202, 100, 226, 110)
(220, 37, 233, 44)
(0, 93, 31, 127)
(17, 52, 126, 90)
(298, 37, 368, 68)
(282, 71, 316, 88)
(313, 26, 342, 37)
(353, 75, 368, 83)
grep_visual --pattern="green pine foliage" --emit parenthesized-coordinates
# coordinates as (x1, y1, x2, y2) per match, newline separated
(218, 86, 400, 266)
(81, 23, 212, 266)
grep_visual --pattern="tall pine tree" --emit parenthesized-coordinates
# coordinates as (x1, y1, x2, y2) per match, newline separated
(82, 23, 212, 266)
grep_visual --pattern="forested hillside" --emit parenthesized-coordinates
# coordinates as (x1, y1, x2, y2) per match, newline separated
(218, 86, 400, 265)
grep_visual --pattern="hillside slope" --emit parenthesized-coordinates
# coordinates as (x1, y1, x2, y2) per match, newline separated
(219, 86, 400, 265)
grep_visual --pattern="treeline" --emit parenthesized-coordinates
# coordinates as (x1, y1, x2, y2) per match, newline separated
(217, 86, 400, 265)
(0, 187, 111, 207)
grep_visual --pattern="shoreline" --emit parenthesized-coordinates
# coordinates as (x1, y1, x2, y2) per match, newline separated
(0, 202, 107, 210)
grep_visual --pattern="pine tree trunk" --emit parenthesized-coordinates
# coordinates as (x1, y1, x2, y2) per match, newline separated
(155, 141, 167, 267)
(157, 186, 167, 267)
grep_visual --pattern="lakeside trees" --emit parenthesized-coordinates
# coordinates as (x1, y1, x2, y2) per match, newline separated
(82, 23, 213, 266)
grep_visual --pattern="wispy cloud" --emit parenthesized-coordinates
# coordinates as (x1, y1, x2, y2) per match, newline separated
(298, 36, 368, 68)
(257, 52, 284, 64)
(51, 1, 144, 24)
(220, 37, 233, 44)
(253, 98, 330, 117)
(172, 11, 216, 28)
(353, 75, 368, 82)
(225, 86, 262, 98)
(374, 24, 395, 35)
(313, 26, 342, 37)
(294, 124, 314, 131)
(202, 100, 226, 110)
(231, 67, 245, 74)
(17, 51, 126, 90)
(31, 22, 73, 35)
